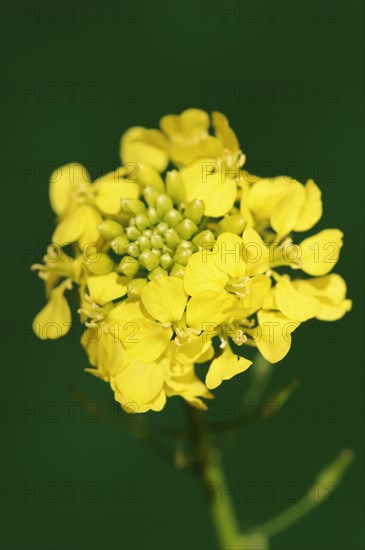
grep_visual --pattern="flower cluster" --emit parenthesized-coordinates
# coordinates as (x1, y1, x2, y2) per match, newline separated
(32, 109, 352, 412)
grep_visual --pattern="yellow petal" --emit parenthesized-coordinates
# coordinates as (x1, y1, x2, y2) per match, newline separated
(169, 137, 223, 167)
(52, 205, 102, 248)
(114, 358, 165, 404)
(247, 310, 299, 363)
(180, 160, 237, 217)
(49, 163, 90, 215)
(293, 274, 352, 321)
(293, 179, 322, 232)
(184, 251, 228, 296)
(121, 317, 172, 362)
(86, 272, 128, 305)
(160, 108, 209, 142)
(213, 233, 247, 278)
(82, 327, 127, 380)
(33, 283, 71, 340)
(275, 277, 320, 321)
(94, 169, 140, 215)
(270, 179, 306, 240)
(241, 227, 269, 276)
(298, 229, 343, 276)
(212, 111, 240, 161)
(248, 176, 288, 223)
(205, 344, 252, 390)
(186, 291, 234, 330)
(175, 335, 213, 365)
(141, 276, 187, 323)
(120, 126, 169, 172)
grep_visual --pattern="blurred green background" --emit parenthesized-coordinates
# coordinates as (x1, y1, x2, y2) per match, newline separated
(1, 1, 364, 549)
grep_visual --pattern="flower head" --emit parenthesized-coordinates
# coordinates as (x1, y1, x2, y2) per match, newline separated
(32, 109, 351, 413)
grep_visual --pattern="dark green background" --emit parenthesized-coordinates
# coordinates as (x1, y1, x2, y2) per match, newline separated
(1, 1, 364, 549)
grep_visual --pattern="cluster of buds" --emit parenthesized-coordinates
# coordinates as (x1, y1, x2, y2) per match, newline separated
(32, 109, 351, 413)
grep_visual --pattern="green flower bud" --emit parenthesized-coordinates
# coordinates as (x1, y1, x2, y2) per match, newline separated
(137, 235, 151, 250)
(143, 229, 153, 238)
(118, 256, 140, 277)
(135, 213, 151, 231)
(165, 228, 181, 248)
(164, 209, 183, 228)
(125, 226, 142, 240)
(139, 250, 160, 271)
(126, 242, 140, 258)
(147, 208, 159, 225)
(159, 253, 173, 270)
(184, 199, 205, 225)
(192, 230, 216, 250)
(166, 170, 185, 204)
(170, 263, 186, 278)
(156, 194, 174, 218)
(97, 220, 124, 240)
(155, 222, 169, 235)
(179, 240, 193, 249)
(148, 266, 168, 280)
(151, 248, 162, 257)
(176, 219, 198, 240)
(173, 247, 193, 266)
(85, 253, 114, 275)
(151, 234, 164, 249)
(217, 215, 246, 235)
(143, 186, 160, 208)
(127, 278, 148, 298)
(110, 234, 129, 255)
(121, 198, 145, 215)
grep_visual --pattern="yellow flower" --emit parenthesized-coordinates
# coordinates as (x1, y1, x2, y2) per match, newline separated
(32, 109, 352, 413)
(50, 164, 139, 248)
(184, 231, 271, 330)
(247, 176, 322, 240)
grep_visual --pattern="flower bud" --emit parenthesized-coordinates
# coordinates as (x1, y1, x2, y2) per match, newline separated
(126, 243, 140, 258)
(97, 220, 124, 240)
(170, 263, 186, 278)
(85, 253, 114, 275)
(126, 226, 142, 240)
(139, 250, 160, 271)
(127, 278, 148, 298)
(148, 266, 168, 280)
(151, 248, 162, 257)
(155, 222, 169, 235)
(143, 186, 160, 208)
(192, 230, 216, 250)
(217, 215, 246, 235)
(173, 247, 193, 266)
(156, 194, 174, 218)
(147, 208, 159, 225)
(159, 253, 173, 270)
(184, 199, 205, 225)
(151, 234, 164, 249)
(164, 209, 183, 228)
(121, 198, 145, 215)
(137, 235, 151, 250)
(135, 213, 151, 231)
(176, 219, 198, 240)
(143, 229, 153, 238)
(118, 256, 140, 276)
(166, 170, 185, 204)
(165, 228, 181, 248)
(110, 235, 129, 255)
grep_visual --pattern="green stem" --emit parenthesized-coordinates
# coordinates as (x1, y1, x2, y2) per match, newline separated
(256, 449, 354, 538)
(185, 405, 243, 550)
